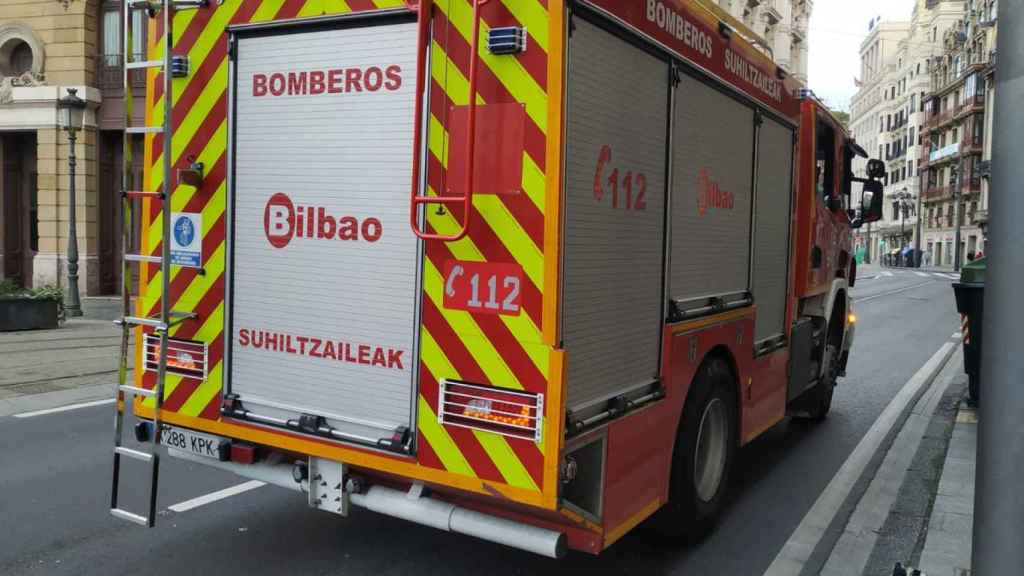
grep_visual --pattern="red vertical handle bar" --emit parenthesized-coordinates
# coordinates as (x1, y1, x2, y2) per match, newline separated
(409, 0, 489, 242)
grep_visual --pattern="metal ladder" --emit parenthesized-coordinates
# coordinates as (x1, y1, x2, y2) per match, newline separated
(110, 0, 205, 528)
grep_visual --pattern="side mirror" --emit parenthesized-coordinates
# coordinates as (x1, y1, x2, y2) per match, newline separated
(859, 180, 884, 223)
(866, 159, 886, 180)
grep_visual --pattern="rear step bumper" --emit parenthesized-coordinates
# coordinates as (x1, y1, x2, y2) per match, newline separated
(166, 449, 566, 558)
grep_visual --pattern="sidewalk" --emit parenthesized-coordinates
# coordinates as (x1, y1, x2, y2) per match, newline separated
(0, 318, 131, 411)
(823, 347, 976, 576)
(918, 403, 976, 575)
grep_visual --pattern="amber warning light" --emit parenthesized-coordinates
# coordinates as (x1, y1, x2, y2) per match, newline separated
(439, 380, 543, 442)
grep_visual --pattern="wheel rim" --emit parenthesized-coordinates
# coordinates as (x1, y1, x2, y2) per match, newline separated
(694, 397, 728, 503)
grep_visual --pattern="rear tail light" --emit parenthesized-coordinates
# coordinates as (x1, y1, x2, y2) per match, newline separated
(439, 380, 543, 442)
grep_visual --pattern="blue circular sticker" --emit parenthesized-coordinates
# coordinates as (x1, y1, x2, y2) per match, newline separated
(173, 216, 195, 247)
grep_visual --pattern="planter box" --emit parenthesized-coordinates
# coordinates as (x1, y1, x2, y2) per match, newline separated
(0, 298, 59, 331)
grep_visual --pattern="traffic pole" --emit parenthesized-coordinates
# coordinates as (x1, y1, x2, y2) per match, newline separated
(973, 1, 1024, 572)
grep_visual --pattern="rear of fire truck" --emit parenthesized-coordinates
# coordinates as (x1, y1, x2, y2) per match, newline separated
(117, 0, 881, 558)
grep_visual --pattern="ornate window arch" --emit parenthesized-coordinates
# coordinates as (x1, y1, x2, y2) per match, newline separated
(0, 24, 45, 78)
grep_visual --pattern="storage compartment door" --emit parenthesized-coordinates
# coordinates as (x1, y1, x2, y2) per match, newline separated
(753, 117, 795, 344)
(670, 75, 755, 304)
(562, 18, 668, 413)
(227, 17, 420, 447)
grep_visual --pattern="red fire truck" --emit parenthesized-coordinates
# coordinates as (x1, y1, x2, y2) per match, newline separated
(110, 0, 885, 558)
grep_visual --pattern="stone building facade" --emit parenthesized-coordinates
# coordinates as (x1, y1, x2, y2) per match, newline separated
(920, 0, 998, 268)
(848, 0, 965, 265)
(0, 0, 143, 296)
(710, 0, 813, 82)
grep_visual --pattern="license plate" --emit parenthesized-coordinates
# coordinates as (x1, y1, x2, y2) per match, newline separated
(160, 425, 227, 461)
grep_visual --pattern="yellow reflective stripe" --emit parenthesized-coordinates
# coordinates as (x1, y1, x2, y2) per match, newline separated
(423, 117, 544, 296)
(150, 0, 243, 137)
(147, 121, 227, 252)
(501, 0, 549, 52)
(297, 0, 325, 17)
(179, 361, 221, 417)
(472, 195, 543, 288)
(143, 374, 182, 409)
(178, 302, 226, 417)
(371, 0, 405, 7)
(422, 259, 524, 389)
(419, 397, 477, 477)
(431, 40, 485, 107)
(250, 0, 288, 23)
(151, 62, 228, 191)
(436, 1, 547, 133)
(521, 153, 545, 213)
(473, 430, 539, 491)
(425, 191, 544, 353)
(419, 330, 478, 477)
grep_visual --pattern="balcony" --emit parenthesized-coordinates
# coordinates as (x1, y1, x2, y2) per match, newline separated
(925, 108, 955, 131)
(96, 53, 148, 94)
(924, 186, 950, 201)
(953, 94, 986, 121)
(931, 61, 989, 95)
(763, 0, 782, 23)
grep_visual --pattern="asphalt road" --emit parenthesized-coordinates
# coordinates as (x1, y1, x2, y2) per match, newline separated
(0, 269, 961, 576)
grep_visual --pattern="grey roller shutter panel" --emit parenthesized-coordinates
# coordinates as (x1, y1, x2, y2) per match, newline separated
(670, 75, 755, 302)
(753, 117, 794, 344)
(562, 19, 668, 412)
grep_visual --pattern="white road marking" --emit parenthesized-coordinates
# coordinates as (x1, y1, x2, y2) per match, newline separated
(915, 272, 930, 277)
(764, 342, 957, 576)
(168, 480, 266, 513)
(881, 271, 894, 277)
(12, 398, 115, 418)
(953, 332, 962, 339)
(855, 281, 935, 304)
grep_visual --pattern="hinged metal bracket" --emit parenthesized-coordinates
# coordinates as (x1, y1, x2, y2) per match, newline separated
(308, 458, 348, 516)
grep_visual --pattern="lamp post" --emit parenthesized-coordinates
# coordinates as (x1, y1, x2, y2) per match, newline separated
(58, 88, 87, 317)
(950, 160, 964, 271)
(893, 188, 916, 266)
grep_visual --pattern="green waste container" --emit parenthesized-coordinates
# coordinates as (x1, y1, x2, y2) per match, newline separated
(952, 257, 986, 403)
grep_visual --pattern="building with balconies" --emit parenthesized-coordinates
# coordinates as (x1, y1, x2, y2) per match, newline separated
(711, 0, 813, 82)
(921, 0, 997, 267)
(848, 0, 965, 265)
(0, 0, 143, 297)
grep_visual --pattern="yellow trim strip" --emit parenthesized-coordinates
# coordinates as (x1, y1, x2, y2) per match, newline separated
(604, 497, 662, 547)
(668, 307, 755, 335)
(541, 0, 564, 347)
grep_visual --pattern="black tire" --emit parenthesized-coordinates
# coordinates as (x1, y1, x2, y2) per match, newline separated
(968, 372, 980, 405)
(654, 358, 736, 540)
(802, 343, 838, 421)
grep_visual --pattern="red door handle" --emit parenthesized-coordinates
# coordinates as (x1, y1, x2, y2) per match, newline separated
(409, 0, 490, 242)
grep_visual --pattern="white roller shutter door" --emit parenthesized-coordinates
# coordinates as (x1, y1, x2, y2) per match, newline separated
(562, 18, 668, 412)
(753, 117, 795, 344)
(227, 20, 420, 444)
(670, 75, 755, 303)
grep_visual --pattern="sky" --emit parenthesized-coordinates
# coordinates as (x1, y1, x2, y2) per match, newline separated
(807, 0, 917, 112)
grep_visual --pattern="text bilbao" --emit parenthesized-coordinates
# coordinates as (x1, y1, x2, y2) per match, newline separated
(264, 193, 382, 248)
(252, 65, 403, 97)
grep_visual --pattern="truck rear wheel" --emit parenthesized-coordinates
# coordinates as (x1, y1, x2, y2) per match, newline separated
(654, 358, 736, 540)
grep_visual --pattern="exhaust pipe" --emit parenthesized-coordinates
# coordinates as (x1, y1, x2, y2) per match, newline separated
(349, 485, 567, 558)
(167, 449, 308, 493)
(168, 450, 566, 557)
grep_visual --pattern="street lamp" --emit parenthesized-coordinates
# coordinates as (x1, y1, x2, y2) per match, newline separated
(893, 189, 916, 266)
(58, 88, 86, 317)
(950, 162, 964, 271)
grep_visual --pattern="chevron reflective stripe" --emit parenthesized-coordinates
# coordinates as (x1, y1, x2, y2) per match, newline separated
(962, 314, 970, 345)
(138, 0, 556, 507)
